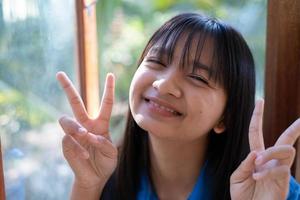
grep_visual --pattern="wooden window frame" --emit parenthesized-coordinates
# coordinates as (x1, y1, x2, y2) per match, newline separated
(76, 0, 100, 117)
(264, 0, 300, 181)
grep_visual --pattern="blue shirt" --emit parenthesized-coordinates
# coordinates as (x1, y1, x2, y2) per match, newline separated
(137, 166, 300, 200)
(137, 163, 211, 200)
(288, 176, 300, 200)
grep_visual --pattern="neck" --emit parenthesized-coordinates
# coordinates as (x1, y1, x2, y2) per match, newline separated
(148, 134, 208, 199)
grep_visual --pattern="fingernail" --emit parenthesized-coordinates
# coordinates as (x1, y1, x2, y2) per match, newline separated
(255, 155, 263, 165)
(78, 127, 87, 135)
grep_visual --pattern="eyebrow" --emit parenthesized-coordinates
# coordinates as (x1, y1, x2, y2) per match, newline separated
(192, 61, 211, 72)
(148, 46, 168, 56)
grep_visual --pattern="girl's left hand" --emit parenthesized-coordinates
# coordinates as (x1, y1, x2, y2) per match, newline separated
(230, 99, 300, 200)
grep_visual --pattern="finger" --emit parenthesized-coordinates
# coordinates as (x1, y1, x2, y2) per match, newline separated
(62, 135, 89, 159)
(59, 115, 108, 148)
(275, 118, 300, 146)
(59, 116, 117, 157)
(255, 145, 296, 167)
(230, 151, 257, 183)
(87, 134, 118, 159)
(56, 71, 89, 124)
(59, 116, 99, 152)
(252, 165, 290, 181)
(249, 99, 265, 152)
(96, 73, 115, 129)
(59, 115, 88, 138)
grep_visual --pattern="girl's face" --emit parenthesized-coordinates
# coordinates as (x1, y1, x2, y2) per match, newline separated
(129, 36, 227, 142)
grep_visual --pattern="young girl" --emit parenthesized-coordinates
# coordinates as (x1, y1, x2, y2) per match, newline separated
(56, 13, 300, 200)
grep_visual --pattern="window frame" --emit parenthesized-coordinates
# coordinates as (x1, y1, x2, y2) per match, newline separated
(263, 0, 300, 181)
(76, 0, 100, 118)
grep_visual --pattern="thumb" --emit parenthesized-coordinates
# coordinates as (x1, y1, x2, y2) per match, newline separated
(230, 151, 257, 184)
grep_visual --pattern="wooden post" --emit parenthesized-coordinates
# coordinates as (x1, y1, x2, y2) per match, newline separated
(75, 0, 100, 117)
(264, 0, 300, 180)
(0, 140, 5, 200)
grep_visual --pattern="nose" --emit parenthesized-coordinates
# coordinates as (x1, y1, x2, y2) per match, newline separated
(152, 69, 182, 98)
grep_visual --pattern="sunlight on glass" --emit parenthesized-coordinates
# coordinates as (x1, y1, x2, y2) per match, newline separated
(2, 0, 39, 22)
(0, 0, 76, 199)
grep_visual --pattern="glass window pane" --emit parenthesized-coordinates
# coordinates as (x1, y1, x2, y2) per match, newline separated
(0, 0, 76, 199)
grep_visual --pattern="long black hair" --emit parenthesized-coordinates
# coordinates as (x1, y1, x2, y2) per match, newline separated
(101, 12, 255, 200)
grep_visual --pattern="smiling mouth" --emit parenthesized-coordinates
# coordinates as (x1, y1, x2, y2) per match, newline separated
(144, 98, 182, 116)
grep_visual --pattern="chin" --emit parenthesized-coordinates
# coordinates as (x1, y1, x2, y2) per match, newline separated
(135, 119, 175, 139)
(134, 114, 154, 132)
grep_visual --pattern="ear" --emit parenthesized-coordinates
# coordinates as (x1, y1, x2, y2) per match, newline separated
(213, 120, 226, 134)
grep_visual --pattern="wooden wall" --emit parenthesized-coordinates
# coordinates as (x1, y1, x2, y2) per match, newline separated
(264, 0, 300, 180)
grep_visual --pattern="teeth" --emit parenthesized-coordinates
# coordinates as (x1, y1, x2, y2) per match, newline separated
(149, 100, 178, 114)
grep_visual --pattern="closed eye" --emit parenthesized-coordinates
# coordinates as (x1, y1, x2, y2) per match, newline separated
(188, 74, 209, 85)
(145, 58, 166, 67)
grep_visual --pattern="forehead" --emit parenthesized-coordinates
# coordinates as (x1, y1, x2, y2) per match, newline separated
(147, 33, 215, 71)
(150, 32, 214, 54)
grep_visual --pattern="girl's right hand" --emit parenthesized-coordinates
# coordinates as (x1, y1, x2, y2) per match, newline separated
(56, 72, 118, 190)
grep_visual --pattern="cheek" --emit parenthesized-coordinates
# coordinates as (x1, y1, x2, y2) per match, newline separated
(129, 68, 143, 100)
(129, 76, 139, 114)
(209, 92, 227, 117)
(184, 91, 226, 133)
(189, 89, 226, 117)
(129, 68, 152, 112)
(129, 78, 136, 105)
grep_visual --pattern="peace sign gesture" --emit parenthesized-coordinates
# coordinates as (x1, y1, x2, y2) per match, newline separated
(56, 72, 118, 193)
(230, 99, 300, 200)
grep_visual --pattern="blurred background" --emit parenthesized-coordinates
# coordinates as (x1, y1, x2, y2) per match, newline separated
(0, 0, 266, 199)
